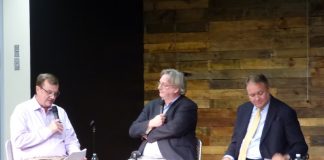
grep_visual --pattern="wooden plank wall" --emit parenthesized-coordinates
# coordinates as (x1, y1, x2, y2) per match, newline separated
(143, 0, 324, 159)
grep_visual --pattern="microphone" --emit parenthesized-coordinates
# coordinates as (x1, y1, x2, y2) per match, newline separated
(128, 150, 141, 160)
(90, 120, 98, 160)
(90, 120, 96, 150)
(90, 120, 95, 129)
(52, 106, 60, 120)
(159, 100, 165, 114)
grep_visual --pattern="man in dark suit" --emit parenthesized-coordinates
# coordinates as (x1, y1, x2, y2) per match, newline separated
(129, 68, 198, 160)
(223, 74, 308, 160)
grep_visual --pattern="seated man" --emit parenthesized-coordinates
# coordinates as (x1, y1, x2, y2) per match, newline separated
(129, 68, 198, 160)
(222, 73, 308, 160)
(10, 73, 85, 160)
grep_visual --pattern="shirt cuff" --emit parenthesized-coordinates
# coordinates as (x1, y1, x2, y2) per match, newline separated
(223, 155, 234, 160)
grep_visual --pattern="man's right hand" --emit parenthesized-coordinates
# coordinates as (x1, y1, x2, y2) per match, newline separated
(148, 114, 166, 128)
(48, 119, 63, 133)
(145, 114, 166, 136)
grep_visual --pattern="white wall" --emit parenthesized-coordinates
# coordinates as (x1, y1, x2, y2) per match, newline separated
(1, 0, 30, 159)
(0, 0, 3, 157)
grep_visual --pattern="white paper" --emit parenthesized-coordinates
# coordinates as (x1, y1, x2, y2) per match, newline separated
(64, 149, 87, 160)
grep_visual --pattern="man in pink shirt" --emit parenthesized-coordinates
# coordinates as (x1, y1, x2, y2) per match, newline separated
(10, 73, 84, 160)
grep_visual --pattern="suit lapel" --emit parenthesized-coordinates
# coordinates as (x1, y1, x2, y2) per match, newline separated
(242, 104, 254, 136)
(260, 96, 277, 142)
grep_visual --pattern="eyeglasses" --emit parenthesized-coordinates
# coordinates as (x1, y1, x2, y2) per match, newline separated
(157, 81, 175, 88)
(40, 86, 60, 97)
(247, 90, 265, 98)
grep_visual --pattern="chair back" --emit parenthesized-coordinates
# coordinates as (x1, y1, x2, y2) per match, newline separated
(5, 139, 14, 160)
(197, 138, 202, 160)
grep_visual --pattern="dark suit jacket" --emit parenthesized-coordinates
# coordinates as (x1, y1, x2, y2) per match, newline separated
(225, 95, 308, 159)
(129, 95, 198, 160)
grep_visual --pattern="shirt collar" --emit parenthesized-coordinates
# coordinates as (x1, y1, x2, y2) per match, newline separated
(165, 95, 181, 106)
(30, 96, 56, 111)
(253, 100, 270, 113)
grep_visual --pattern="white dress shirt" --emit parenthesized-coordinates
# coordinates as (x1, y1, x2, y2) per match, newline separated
(224, 102, 270, 160)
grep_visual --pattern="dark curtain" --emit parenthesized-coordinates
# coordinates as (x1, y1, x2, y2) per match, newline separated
(30, 0, 143, 159)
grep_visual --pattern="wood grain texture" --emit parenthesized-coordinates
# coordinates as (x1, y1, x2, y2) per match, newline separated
(143, 0, 324, 158)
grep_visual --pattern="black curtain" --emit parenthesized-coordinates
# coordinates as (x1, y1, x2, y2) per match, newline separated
(30, 0, 143, 159)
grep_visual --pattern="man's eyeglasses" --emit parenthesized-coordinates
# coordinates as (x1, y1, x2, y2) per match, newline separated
(40, 86, 60, 97)
(157, 81, 175, 88)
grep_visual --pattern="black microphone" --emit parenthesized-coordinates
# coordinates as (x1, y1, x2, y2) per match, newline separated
(159, 100, 165, 114)
(90, 120, 96, 150)
(90, 120, 95, 129)
(52, 106, 60, 120)
(90, 120, 98, 160)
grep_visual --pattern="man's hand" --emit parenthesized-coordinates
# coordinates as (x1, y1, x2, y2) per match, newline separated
(48, 119, 63, 133)
(222, 157, 231, 160)
(148, 114, 166, 128)
(272, 153, 290, 160)
(145, 114, 166, 135)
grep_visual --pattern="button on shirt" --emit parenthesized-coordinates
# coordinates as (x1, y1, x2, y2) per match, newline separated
(10, 96, 81, 160)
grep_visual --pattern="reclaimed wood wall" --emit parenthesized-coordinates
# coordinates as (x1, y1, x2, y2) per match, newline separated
(143, 0, 324, 159)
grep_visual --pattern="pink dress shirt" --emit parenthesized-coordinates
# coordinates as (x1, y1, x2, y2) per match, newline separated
(10, 96, 81, 160)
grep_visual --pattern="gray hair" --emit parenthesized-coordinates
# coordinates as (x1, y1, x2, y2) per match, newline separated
(246, 73, 269, 88)
(36, 73, 59, 86)
(160, 69, 186, 95)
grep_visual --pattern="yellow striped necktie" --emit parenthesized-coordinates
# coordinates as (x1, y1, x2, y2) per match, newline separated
(238, 108, 261, 160)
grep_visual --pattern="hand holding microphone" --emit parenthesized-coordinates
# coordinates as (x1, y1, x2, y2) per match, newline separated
(149, 99, 166, 128)
(145, 115, 165, 136)
(49, 119, 63, 133)
(145, 100, 166, 135)
(49, 106, 63, 133)
(148, 114, 166, 128)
